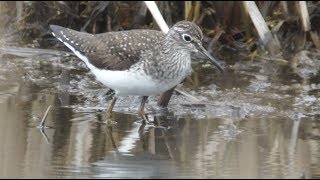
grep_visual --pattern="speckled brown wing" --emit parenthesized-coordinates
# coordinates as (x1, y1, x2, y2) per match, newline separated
(50, 25, 165, 70)
(84, 30, 165, 70)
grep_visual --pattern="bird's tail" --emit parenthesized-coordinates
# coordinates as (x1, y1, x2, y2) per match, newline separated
(50, 25, 94, 53)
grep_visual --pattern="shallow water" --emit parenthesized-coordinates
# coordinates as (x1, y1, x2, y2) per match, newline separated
(0, 47, 319, 179)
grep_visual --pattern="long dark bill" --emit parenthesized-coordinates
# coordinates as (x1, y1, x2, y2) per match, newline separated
(198, 45, 224, 73)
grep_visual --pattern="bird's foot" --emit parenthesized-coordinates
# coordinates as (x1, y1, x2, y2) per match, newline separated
(139, 111, 153, 125)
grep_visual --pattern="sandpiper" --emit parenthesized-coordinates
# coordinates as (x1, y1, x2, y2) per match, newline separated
(50, 21, 224, 122)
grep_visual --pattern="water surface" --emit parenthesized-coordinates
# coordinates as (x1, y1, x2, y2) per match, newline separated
(0, 47, 319, 178)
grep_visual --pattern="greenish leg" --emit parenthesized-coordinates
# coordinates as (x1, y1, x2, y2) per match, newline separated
(138, 96, 149, 123)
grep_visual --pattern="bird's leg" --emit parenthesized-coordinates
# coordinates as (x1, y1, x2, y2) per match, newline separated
(106, 96, 117, 119)
(138, 96, 149, 123)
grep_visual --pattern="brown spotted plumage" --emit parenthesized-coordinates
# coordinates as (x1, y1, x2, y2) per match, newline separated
(50, 25, 164, 70)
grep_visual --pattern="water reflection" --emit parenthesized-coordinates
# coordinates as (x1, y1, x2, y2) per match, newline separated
(0, 95, 316, 178)
(21, 104, 317, 178)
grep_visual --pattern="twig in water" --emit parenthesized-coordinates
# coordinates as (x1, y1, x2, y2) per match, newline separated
(37, 105, 52, 129)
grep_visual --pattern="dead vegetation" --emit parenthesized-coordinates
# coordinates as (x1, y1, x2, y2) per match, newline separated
(0, 1, 319, 60)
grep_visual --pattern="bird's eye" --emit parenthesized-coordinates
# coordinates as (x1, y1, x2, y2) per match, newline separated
(182, 34, 192, 42)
